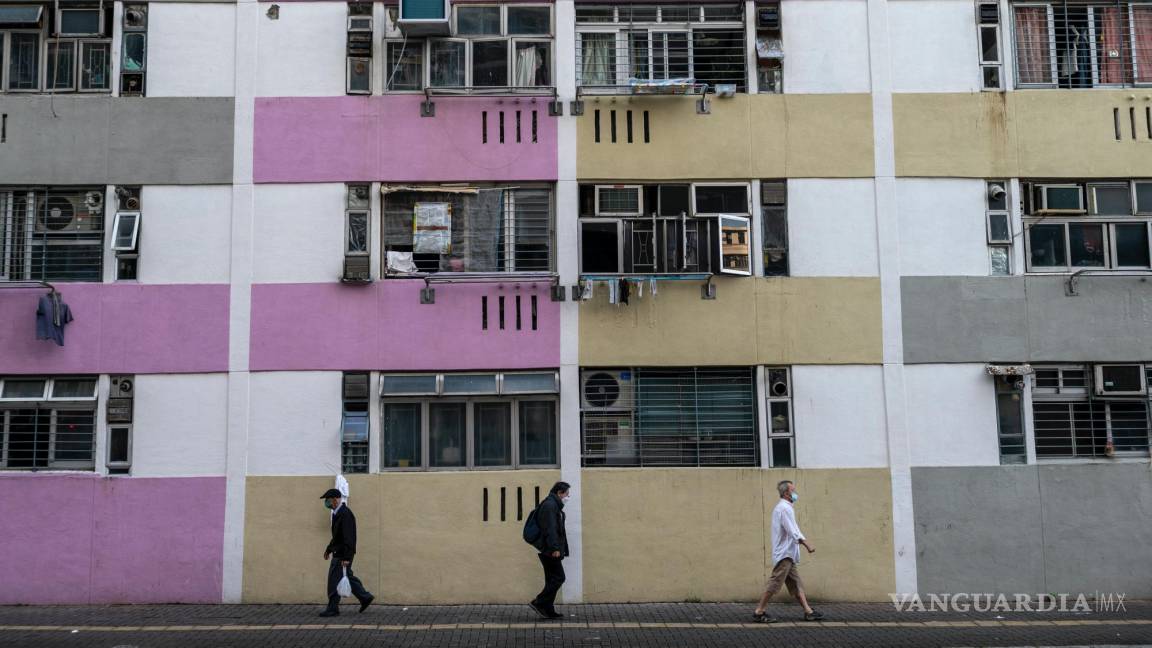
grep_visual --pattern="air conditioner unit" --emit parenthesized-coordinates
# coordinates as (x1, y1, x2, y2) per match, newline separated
(36, 193, 101, 232)
(594, 185, 643, 216)
(396, 0, 450, 36)
(1033, 184, 1085, 214)
(581, 370, 635, 411)
(342, 254, 372, 283)
(1094, 364, 1147, 396)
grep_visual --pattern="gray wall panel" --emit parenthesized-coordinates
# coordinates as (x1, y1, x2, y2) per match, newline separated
(913, 465, 1152, 598)
(902, 277, 1028, 363)
(904, 276, 1152, 363)
(912, 466, 1046, 595)
(0, 97, 233, 185)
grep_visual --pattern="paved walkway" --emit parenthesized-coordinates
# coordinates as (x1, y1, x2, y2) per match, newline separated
(1, 601, 1150, 647)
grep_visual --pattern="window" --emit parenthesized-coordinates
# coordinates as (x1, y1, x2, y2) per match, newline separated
(994, 374, 1027, 463)
(978, 2, 1004, 89)
(1, 187, 105, 282)
(755, 2, 783, 93)
(0, 3, 112, 93)
(342, 373, 370, 473)
(986, 181, 1013, 275)
(346, 184, 370, 256)
(120, 4, 147, 96)
(1012, 2, 1152, 88)
(381, 371, 559, 470)
(1024, 180, 1152, 272)
(576, 4, 747, 94)
(0, 376, 98, 470)
(581, 367, 757, 467)
(1032, 364, 1152, 458)
(385, 4, 553, 91)
(761, 180, 788, 276)
(111, 211, 140, 252)
(383, 185, 552, 275)
(578, 182, 752, 276)
(765, 366, 793, 467)
(347, 3, 373, 94)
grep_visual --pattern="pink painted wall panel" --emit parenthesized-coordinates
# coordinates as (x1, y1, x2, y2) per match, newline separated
(0, 284, 230, 375)
(0, 475, 225, 604)
(250, 280, 560, 371)
(253, 96, 558, 183)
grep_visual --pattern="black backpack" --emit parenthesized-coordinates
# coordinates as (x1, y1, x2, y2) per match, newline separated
(523, 504, 542, 545)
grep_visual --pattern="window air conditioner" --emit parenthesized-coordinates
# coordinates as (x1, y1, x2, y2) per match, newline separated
(1094, 364, 1147, 396)
(594, 185, 643, 216)
(581, 370, 635, 411)
(1033, 184, 1085, 214)
(342, 254, 372, 284)
(396, 0, 450, 36)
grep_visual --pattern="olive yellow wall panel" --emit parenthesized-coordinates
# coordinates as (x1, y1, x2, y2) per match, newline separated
(576, 94, 874, 180)
(894, 91, 1152, 178)
(578, 278, 882, 366)
(243, 471, 559, 604)
(580, 468, 895, 602)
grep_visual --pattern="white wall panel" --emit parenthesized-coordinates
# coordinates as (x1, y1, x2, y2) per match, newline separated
(788, 179, 878, 277)
(256, 2, 348, 97)
(782, 0, 871, 93)
(906, 363, 1002, 466)
(252, 184, 346, 283)
(897, 179, 991, 276)
(247, 371, 343, 475)
(792, 365, 888, 468)
(138, 186, 233, 284)
(132, 373, 229, 476)
(147, 3, 237, 97)
(890, 0, 982, 93)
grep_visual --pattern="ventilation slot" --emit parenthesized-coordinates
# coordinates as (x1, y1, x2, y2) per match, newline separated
(610, 109, 618, 143)
(1147, 107, 1152, 140)
(1131, 107, 1138, 140)
(499, 111, 505, 143)
(1, 114, 6, 143)
(482, 487, 489, 521)
(517, 486, 524, 521)
(643, 111, 651, 143)
(626, 110, 634, 143)
(482, 111, 488, 143)
(499, 295, 506, 330)
(481, 295, 488, 330)
(516, 110, 522, 143)
(515, 295, 522, 330)
(531, 295, 538, 331)
(534, 485, 541, 506)
(594, 109, 601, 143)
(532, 110, 538, 143)
(1115, 107, 1122, 140)
(500, 486, 507, 522)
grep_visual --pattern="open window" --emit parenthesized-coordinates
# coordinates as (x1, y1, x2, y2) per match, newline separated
(111, 211, 140, 251)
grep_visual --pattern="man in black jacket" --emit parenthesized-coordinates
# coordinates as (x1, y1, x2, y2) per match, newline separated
(529, 481, 570, 620)
(319, 488, 374, 617)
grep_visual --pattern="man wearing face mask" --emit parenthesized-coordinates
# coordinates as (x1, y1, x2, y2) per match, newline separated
(753, 480, 823, 623)
(528, 481, 570, 620)
(319, 488, 374, 617)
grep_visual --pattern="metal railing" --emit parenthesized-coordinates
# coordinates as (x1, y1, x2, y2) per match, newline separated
(1013, 1, 1152, 88)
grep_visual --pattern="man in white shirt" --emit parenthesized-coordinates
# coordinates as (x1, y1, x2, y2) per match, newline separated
(753, 480, 824, 623)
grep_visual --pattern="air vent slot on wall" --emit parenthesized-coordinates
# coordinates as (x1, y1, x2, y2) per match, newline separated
(594, 110, 651, 143)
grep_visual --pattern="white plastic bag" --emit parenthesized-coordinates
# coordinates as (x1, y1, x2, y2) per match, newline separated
(337, 567, 352, 598)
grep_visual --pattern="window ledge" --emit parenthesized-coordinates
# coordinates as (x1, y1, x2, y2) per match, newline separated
(1035, 457, 1150, 466)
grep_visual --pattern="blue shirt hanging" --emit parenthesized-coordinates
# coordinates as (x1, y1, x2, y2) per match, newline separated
(36, 293, 73, 347)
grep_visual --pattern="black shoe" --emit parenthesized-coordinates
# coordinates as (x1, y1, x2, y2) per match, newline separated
(804, 609, 824, 622)
(359, 595, 374, 613)
(529, 600, 548, 619)
(319, 609, 340, 618)
(752, 611, 778, 624)
(545, 610, 564, 620)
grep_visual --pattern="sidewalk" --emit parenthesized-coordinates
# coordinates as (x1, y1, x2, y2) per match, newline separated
(1, 601, 1150, 647)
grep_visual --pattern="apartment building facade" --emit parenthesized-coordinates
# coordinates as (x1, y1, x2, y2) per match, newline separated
(0, 0, 1149, 605)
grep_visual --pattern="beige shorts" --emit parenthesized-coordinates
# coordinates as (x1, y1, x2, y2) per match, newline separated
(764, 558, 804, 597)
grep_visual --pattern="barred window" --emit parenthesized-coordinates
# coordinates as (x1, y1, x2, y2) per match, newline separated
(581, 367, 758, 467)
(1031, 364, 1152, 458)
(383, 186, 553, 275)
(0, 377, 98, 470)
(1, 188, 106, 282)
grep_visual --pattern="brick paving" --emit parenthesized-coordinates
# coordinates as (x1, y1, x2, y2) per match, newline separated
(0, 601, 1149, 647)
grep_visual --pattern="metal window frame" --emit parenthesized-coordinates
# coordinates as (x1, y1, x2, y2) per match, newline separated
(56, 6, 104, 37)
(594, 185, 644, 216)
(77, 39, 110, 91)
(0, 385, 98, 470)
(384, 39, 425, 92)
(509, 37, 553, 87)
(1107, 221, 1152, 269)
(1010, 3, 1058, 88)
(5, 29, 44, 92)
(44, 38, 77, 91)
(110, 211, 140, 252)
(1094, 363, 1149, 396)
(1032, 364, 1091, 397)
(345, 208, 370, 256)
(578, 217, 625, 273)
(690, 182, 752, 217)
(1087, 182, 1134, 215)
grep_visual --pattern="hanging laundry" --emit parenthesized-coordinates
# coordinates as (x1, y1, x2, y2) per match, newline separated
(581, 281, 594, 301)
(607, 280, 618, 304)
(649, 277, 658, 297)
(620, 278, 630, 305)
(36, 292, 73, 347)
(637, 279, 644, 298)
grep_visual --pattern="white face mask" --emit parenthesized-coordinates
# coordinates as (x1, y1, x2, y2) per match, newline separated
(561, 494, 571, 503)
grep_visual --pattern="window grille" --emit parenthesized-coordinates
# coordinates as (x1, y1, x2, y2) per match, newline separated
(1012, 1, 1152, 88)
(0, 188, 105, 282)
(0, 377, 98, 470)
(1031, 363, 1152, 458)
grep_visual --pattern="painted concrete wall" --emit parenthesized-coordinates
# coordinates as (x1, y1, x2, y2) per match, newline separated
(576, 94, 874, 180)
(788, 179, 878, 277)
(132, 374, 230, 477)
(249, 281, 560, 371)
(252, 184, 346, 283)
(256, 2, 346, 97)
(781, 0, 871, 94)
(0, 97, 235, 185)
(138, 186, 233, 284)
(905, 364, 1001, 467)
(242, 472, 560, 603)
(913, 465, 1152, 598)
(247, 371, 343, 476)
(894, 91, 1152, 178)
(889, 0, 980, 93)
(147, 3, 237, 97)
(792, 365, 888, 468)
(896, 179, 989, 277)
(0, 284, 230, 375)
(0, 475, 225, 604)
(902, 276, 1152, 363)
(581, 468, 895, 602)
(253, 97, 559, 183)
(578, 278, 882, 366)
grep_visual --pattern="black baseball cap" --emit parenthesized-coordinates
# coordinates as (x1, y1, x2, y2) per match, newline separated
(320, 488, 343, 499)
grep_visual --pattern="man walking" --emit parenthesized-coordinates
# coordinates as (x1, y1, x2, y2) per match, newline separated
(529, 481, 570, 620)
(319, 488, 374, 617)
(753, 480, 823, 623)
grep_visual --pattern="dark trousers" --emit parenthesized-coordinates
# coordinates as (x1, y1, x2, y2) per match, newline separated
(326, 557, 372, 611)
(534, 553, 566, 611)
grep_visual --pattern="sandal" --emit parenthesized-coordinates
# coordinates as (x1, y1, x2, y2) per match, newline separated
(804, 609, 825, 621)
(752, 611, 779, 624)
